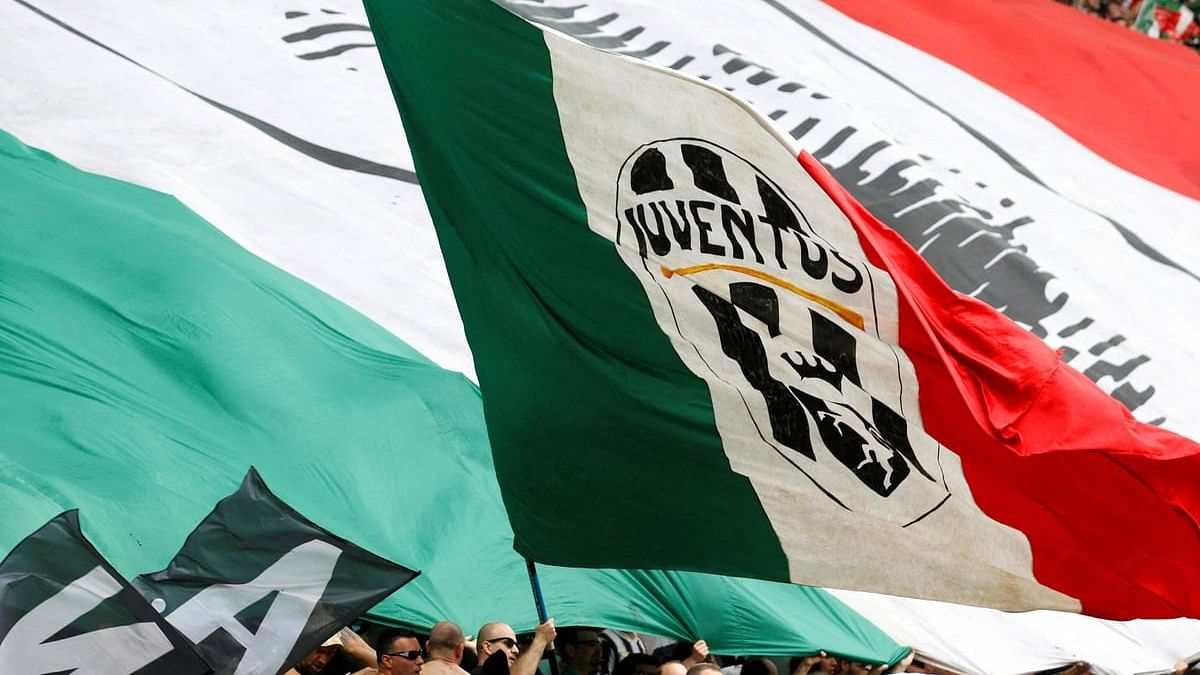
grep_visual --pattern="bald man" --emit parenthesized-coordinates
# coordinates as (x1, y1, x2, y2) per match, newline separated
(660, 662, 687, 675)
(473, 619, 556, 675)
(423, 621, 470, 675)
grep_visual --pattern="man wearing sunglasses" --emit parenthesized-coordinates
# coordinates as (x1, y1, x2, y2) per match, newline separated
(473, 619, 557, 675)
(375, 628, 425, 675)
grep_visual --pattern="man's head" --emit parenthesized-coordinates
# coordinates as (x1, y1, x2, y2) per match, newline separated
(557, 628, 603, 675)
(293, 644, 340, 675)
(293, 631, 349, 675)
(685, 663, 721, 675)
(428, 621, 466, 663)
(661, 661, 687, 675)
(741, 659, 776, 675)
(614, 653, 661, 675)
(476, 622, 520, 666)
(377, 628, 425, 675)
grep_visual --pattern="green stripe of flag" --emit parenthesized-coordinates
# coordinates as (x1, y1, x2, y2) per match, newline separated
(366, 0, 790, 580)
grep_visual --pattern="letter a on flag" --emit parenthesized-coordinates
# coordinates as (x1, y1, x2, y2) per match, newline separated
(0, 511, 209, 675)
(135, 469, 418, 675)
(364, 0, 1200, 619)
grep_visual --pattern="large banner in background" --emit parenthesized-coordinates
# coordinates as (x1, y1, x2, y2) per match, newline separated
(2, 0, 1199, 671)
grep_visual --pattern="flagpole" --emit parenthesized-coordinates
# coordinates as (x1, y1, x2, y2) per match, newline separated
(525, 558, 561, 675)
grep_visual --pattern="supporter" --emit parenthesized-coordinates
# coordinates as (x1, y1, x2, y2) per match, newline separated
(686, 663, 722, 675)
(661, 660, 688, 675)
(424, 621, 470, 675)
(292, 628, 379, 675)
(600, 629, 647, 675)
(475, 623, 521, 671)
(474, 619, 557, 675)
(289, 639, 342, 675)
(557, 627, 604, 675)
(369, 628, 425, 675)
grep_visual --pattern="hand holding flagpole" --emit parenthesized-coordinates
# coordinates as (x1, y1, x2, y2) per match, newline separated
(525, 559, 560, 675)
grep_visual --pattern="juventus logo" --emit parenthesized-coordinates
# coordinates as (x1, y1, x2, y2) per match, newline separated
(614, 138, 950, 523)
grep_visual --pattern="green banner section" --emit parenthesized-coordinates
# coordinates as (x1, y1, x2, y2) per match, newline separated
(0, 129, 903, 663)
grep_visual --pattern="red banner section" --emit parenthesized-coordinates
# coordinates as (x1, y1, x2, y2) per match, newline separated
(821, 0, 1200, 201)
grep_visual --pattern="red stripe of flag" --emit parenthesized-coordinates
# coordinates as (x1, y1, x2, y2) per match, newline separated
(821, 0, 1200, 202)
(800, 151, 1200, 619)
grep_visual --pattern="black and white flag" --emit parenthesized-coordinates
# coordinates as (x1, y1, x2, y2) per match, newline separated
(134, 468, 418, 675)
(0, 510, 210, 675)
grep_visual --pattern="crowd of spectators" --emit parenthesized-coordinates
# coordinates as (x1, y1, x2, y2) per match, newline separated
(277, 618, 1181, 675)
(1058, 0, 1200, 51)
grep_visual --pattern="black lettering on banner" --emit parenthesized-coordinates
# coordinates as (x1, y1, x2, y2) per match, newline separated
(830, 249, 864, 294)
(623, 204, 671, 257)
(690, 200, 725, 256)
(720, 204, 764, 263)
(621, 139, 867, 303)
(645, 202, 674, 256)
(796, 232, 828, 281)
(756, 175, 795, 269)
(667, 201, 693, 250)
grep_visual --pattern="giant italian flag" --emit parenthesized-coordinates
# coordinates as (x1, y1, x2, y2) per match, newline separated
(4, 0, 1200, 670)
(366, 0, 1200, 620)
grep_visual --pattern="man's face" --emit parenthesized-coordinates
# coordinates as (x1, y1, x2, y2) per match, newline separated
(479, 625, 520, 666)
(381, 637, 424, 675)
(565, 631, 602, 674)
(295, 645, 338, 674)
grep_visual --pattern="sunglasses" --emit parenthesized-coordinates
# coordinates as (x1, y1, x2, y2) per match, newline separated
(484, 637, 518, 649)
(386, 650, 423, 660)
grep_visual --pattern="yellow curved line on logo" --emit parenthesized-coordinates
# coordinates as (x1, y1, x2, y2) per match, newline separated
(661, 263, 865, 330)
